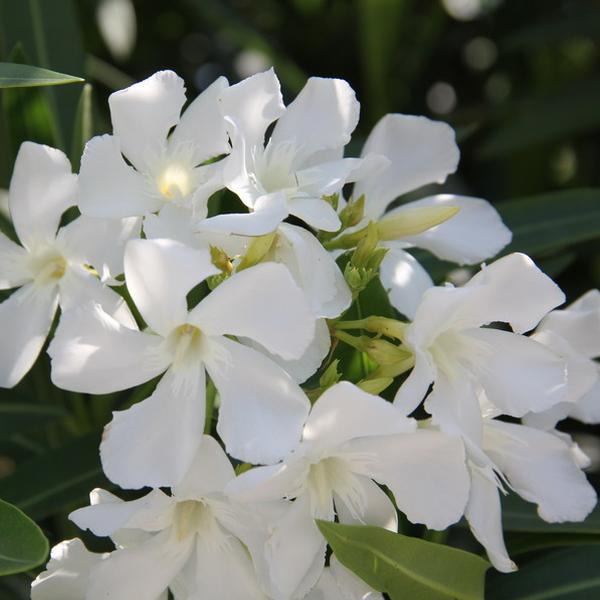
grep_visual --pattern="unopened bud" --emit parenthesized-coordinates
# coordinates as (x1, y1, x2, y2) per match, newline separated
(339, 195, 365, 229)
(364, 338, 408, 365)
(319, 359, 341, 389)
(323, 193, 340, 211)
(357, 377, 393, 395)
(210, 246, 233, 274)
(377, 205, 459, 241)
(237, 232, 277, 271)
(351, 222, 379, 268)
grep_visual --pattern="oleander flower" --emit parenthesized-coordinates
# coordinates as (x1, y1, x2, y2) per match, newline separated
(0, 142, 139, 388)
(228, 382, 469, 600)
(78, 70, 229, 223)
(48, 238, 315, 488)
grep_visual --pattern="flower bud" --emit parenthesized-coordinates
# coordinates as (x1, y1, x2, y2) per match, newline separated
(377, 205, 459, 241)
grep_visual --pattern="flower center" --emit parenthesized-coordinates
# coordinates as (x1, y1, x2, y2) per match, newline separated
(157, 163, 194, 200)
(29, 251, 67, 287)
(255, 141, 299, 194)
(167, 323, 204, 369)
(173, 500, 213, 540)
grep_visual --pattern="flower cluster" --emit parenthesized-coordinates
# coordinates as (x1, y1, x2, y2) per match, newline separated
(1, 68, 595, 599)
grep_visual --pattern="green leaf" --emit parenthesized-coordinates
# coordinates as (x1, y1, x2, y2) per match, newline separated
(317, 521, 489, 600)
(0, 401, 66, 438)
(70, 82, 93, 169)
(0, 432, 109, 520)
(502, 494, 600, 534)
(0, 498, 48, 575)
(487, 547, 600, 600)
(0, 62, 83, 88)
(506, 532, 600, 557)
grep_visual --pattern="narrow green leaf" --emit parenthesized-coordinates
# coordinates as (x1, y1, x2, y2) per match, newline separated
(502, 494, 600, 534)
(0, 62, 83, 88)
(0, 498, 48, 575)
(0, 432, 109, 520)
(317, 521, 489, 600)
(70, 83, 93, 169)
(0, 402, 66, 438)
(507, 532, 600, 557)
(487, 547, 600, 600)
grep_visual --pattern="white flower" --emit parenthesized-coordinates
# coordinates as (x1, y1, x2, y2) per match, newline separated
(305, 557, 382, 600)
(31, 539, 112, 600)
(67, 436, 269, 600)
(48, 238, 315, 488)
(228, 382, 469, 600)
(395, 253, 568, 440)
(524, 289, 600, 430)
(0, 142, 139, 388)
(198, 69, 381, 236)
(352, 114, 512, 318)
(78, 70, 229, 222)
(425, 417, 598, 572)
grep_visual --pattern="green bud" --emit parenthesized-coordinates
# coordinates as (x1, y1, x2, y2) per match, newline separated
(210, 246, 233, 274)
(377, 205, 460, 241)
(237, 232, 278, 271)
(206, 272, 229, 290)
(357, 377, 394, 395)
(339, 194, 365, 229)
(323, 193, 340, 211)
(364, 338, 408, 365)
(319, 359, 341, 388)
(351, 222, 379, 269)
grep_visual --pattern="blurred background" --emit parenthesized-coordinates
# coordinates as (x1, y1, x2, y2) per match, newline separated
(1, 0, 600, 597)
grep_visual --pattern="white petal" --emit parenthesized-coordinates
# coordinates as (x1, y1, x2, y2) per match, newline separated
(219, 68, 285, 148)
(197, 192, 288, 236)
(296, 158, 364, 197)
(169, 76, 230, 164)
(464, 466, 516, 573)
(380, 246, 433, 319)
(329, 556, 383, 600)
(226, 460, 309, 504)
(173, 434, 235, 499)
(270, 77, 359, 156)
(31, 539, 107, 600)
(191, 262, 315, 360)
(175, 534, 268, 600)
(79, 134, 160, 218)
(124, 238, 218, 336)
(484, 420, 597, 523)
(144, 204, 206, 248)
(101, 366, 206, 489)
(109, 70, 186, 171)
(58, 267, 137, 328)
(243, 318, 331, 384)
(206, 337, 310, 464)
(70, 488, 175, 537)
(539, 289, 600, 357)
(304, 382, 415, 452)
(9, 142, 77, 248)
(335, 475, 398, 532)
(87, 529, 192, 600)
(0, 231, 29, 289)
(354, 114, 459, 220)
(348, 430, 469, 530)
(0, 283, 57, 388)
(390, 195, 512, 264)
(288, 197, 342, 232)
(49, 301, 168, 393)
(277, 224, 351, 318)
(466, 328, 567, 417)
(392, 351, 434, 416)
(464, 253, 565, 333)
(264, 495, 327, 600)
(570, 377, 600, 424)
(532, 329, 598, 405)
(57, 214, 141, 280)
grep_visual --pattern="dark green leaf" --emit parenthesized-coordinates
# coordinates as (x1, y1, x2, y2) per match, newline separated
(317, 521, 489, 600)
(0, 432, 109, 520)
(502, 494, 600, 534)
(70, 82, 93, 168)
(507, 532, 600, 556)
(0, 62, 83, 88)
(0, 402, 66, 438)
(487, 547, 600, 600)
(0, 498, 48, 575)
